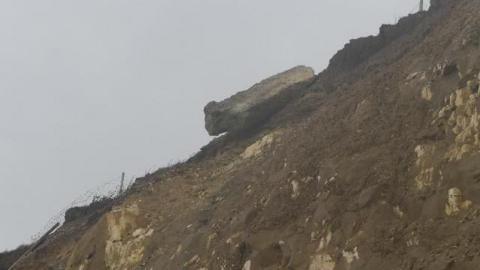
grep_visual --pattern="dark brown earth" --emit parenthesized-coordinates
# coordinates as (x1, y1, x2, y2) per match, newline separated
(0, 247, 28, 270)
(3, 0, 480, 269)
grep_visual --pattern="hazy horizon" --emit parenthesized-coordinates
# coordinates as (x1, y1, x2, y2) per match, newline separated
(1, 0, 429, 251)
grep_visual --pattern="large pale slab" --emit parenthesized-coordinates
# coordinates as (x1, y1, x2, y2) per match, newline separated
(204, 66, 315, 135)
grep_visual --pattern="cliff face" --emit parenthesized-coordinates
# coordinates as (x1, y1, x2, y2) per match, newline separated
(8, 0, 480, 269)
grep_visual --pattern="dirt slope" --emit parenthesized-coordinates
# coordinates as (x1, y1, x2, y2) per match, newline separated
(8, 0, 480, 269)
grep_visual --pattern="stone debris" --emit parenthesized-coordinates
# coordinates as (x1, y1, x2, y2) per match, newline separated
(241, 260, 251, 270)
(432, 61, 457, 77)
(308, 254, 335, 270)
(421, 84, 433, 101)
(245, 185, 253, 195)
(406, 232, 420, 247)
(132, 228, 154, 239)
(311, 231, 321, 242)
(291, 180, 300, 199)
(170, 244, 183, 260)
(342, 247, 360, 264)
(406, 72, 419, 81)
(206, 233, 217, 250)
(406, 71, 426, 82)
(225, 232, 242, 245)
(393, 206, 405, 218)
(317, 231, 333, 251)
(183, 255, 200, 267)
(445, 187, 472, 216)
(414, 144, 436, 190)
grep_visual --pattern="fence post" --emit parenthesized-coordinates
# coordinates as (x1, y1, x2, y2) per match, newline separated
(119, 172, 125, 195)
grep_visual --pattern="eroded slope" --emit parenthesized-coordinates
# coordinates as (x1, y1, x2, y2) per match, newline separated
(9, 0, 480, 269)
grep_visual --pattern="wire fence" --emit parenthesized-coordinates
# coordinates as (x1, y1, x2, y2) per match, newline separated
(29, 173, 137, 243)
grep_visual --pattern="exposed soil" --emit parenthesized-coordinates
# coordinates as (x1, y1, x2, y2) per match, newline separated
(5, 0, 480, 269)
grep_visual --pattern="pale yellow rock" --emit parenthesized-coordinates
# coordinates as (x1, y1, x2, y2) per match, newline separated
(414, 145, 435, 167)
(460, 143, 474, 155)
(309, 254, 335, 270)
(418, 97, 480, 174)
(445, 187, 473, 216)
(448, 110, 457, 126)
(449, 93, 456, 106)
(105, 241, 144, 270)
(406, 232, 419, 247)
(405, 72, 420, 81)
(471, 111, 479, 129)
(242, 260, 252, 270)
(415, 145, 436, 190)
(421, 85, 433, 101)
(342, 247, 360, 264)
(414, 144, 437, 190)
(170, 244, 183, 260)
(291, 180, 300, 199)
(466, 80, 477, 91)
(455, 88, 472, 107)
(406, 71, 426, 81)
(465, 95, 477, 116)
(241, 132, 280, 159)
(311, 231, 321, 241)
(107, 203, 140, 241)
(103, 203, 154, 270)
(455, 126, 473, 144)
(317, 230, 333, 251)
(438, 105, 453, 119)
(393, 206, 405, 218)
(415, 167, 434, 190)
(132, 228, 146, 238)
(206, 233, 217, 250)
(184, 255, 200, 267)
(226, 232, 242, 245)
(439, 88, 480, 161)
(176, 244, 183, 254)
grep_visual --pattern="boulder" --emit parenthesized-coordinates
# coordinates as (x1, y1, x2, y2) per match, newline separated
(204, 66, 315, 135)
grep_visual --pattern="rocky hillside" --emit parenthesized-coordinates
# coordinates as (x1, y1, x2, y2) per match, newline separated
(5, 0, 480, 269)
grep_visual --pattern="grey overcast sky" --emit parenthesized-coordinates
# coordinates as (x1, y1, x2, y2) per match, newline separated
(0, 0, 429, 251)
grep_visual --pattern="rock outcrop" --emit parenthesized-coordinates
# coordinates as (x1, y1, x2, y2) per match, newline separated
(204, 66, 315, 136)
